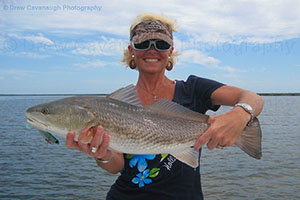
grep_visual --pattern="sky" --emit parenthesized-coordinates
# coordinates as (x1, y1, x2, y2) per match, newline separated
(1, 0, 300, 94)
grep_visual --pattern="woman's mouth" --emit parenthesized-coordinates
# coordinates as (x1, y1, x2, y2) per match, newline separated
(144, 58, 159, 63)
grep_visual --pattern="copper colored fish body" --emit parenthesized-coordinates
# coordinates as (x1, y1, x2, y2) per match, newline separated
(26, 85, 262, 168)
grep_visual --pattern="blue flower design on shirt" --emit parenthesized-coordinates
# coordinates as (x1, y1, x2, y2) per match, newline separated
(129, 154, 156, 172)
(132, 169, 152, 188)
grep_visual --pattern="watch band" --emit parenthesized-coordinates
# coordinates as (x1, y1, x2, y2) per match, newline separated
(94, 151, 113, 164)
(234, 103, 254, 126)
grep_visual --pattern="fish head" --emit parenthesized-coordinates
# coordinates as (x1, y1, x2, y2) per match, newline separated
(25, 100, 96, 138)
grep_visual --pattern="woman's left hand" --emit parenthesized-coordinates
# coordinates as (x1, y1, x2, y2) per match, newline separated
(193, 107, 250, 150)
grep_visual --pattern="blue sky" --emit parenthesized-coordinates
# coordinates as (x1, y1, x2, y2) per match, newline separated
(1, 0, 300, 94)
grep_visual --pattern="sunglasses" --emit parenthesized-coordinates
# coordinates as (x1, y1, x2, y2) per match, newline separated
(131, 40, 172, 51)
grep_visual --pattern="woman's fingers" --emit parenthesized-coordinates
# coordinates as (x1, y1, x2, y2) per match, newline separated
(196, 111, 247, 151)
(78, 127, 90, 142)
(65, 126, 111, 160)
(193, 116, 215, 150)
(91, 129, 111, 159)
(98, 132, 110, 153)
(77, 127, 93, 153)
(90, 126, 104, 154)
(65, 131, 78, 149)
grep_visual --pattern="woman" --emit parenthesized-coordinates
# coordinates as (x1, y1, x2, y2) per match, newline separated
(66, 13, 264, 200)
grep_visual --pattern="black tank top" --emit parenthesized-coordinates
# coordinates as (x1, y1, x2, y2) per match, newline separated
(106, 75, 224, 200)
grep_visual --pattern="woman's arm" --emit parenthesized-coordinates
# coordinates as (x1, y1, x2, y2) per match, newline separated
(211, 85, 264, 117)
(66, 126, 124, 174)
(194, 85, 264, 150)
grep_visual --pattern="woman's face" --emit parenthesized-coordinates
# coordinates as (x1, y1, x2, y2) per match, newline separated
(129, 41, 173, 74)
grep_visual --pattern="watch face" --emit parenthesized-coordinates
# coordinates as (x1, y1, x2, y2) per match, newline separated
(235, 103, 254, 126)
(236, 103, 253, 114)
(244, 104, 253, 112)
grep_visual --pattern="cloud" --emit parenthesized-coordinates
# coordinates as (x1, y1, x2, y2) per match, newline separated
(13, 52, 50, 59)
(173, 0, 300, 43)
(23, 35, 54, 45)
(74, 60, 120, 68)
(0, 33, 54, 57)
(178, 49, 245, 73)
(1, 33, 127, 58)
(179, 49, 220, 66)
(8, 33, 54, 45)
(0, 69, 40, 80)
(71, 37, 127, 56)
(1, 0, 300, 44)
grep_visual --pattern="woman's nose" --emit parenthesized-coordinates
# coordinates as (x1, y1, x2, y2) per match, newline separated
(150, 43, 156, 50)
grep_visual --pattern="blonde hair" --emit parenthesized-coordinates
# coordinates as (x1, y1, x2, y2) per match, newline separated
(121, 13, 180, 68)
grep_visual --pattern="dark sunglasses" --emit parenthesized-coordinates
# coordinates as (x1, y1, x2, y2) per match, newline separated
(131, 40, 172, 51)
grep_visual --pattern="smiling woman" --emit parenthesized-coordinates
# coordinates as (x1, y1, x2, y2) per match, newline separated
(65, 12, 264, 200)
(121, 13, 180, 70)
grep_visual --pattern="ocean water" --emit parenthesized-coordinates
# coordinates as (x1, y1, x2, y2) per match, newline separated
(0, 96, 299, 200)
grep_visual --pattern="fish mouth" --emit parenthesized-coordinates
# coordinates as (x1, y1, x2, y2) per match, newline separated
(26, 116, 48, 131)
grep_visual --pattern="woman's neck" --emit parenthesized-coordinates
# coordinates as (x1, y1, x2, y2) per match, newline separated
(137, 72, 166, 93)
(136, 72, 175, 106)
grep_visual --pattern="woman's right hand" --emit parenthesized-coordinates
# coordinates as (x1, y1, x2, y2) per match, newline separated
(65, 126, 112, 161)
(66, 126, 124, 174)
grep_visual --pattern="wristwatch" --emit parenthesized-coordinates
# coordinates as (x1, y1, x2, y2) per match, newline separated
(234, 103, 254, 126)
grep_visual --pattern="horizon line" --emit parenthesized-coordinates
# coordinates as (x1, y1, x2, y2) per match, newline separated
(1, 93, 300, 96)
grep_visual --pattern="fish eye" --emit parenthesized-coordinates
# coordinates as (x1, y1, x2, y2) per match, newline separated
(41, 108, 49, 115)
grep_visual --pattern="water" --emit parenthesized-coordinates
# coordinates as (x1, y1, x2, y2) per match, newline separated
(0, 96, 299, 199)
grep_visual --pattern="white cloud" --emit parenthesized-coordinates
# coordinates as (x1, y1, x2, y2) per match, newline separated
(0, 69, 40, 80)
(13, 52, 50, 59)
(178, 49, 246, 74)
(71, 43, 110, 56)
(0, 33, 54, 57)
(179, 49, 220, 66)
(8, 33, 54, 45)
(23, 35, 54, 45)
(74, 60, 120, 68)
(1, 33, 127, 58)
(71, 37, 127, 56)
(1, 0, 300, 44)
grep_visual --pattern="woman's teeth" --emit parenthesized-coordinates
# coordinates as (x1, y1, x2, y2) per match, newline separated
(145, 59, 158, 62)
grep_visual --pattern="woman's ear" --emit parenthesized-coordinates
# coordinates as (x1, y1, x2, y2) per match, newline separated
(169, 46, 174, 56)
(128, 44, 134, 56)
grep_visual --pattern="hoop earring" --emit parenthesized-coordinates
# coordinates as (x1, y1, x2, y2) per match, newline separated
(166, 56, 173, 71)
(129, 55, 136, 69)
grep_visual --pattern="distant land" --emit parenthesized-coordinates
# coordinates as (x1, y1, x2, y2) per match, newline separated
(0, 93, 300, 96)
(0, 94, 106, 96)
(258, 93, 300, 96)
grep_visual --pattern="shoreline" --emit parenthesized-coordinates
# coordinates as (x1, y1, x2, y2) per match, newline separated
(258, 93, 300, 96)
(0, 94, 106, 96)
(1, 93, 300, 96)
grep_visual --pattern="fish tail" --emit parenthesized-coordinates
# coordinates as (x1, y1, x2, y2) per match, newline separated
(235, 118, 262, 159)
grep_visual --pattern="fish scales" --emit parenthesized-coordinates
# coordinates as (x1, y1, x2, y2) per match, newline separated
(86, 98, 208, 154)
(26, 84, 262, 168)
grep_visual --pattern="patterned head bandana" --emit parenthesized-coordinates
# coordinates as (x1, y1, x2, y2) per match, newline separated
(130, 19, 173, 45)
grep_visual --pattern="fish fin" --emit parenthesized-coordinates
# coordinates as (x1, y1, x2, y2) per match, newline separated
(235, 118, 262, 159)
(107, 84, 142, 107)
(146, 99, 208, 123)
(173, 148, 199, 168)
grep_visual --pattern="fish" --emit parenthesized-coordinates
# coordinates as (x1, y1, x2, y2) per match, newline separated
(25, 85, 262, 168)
